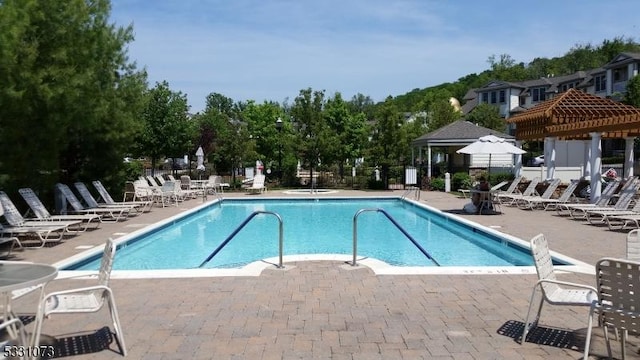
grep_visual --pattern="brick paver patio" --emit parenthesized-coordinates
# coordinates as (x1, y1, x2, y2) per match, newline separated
(8, 188, 640, 359)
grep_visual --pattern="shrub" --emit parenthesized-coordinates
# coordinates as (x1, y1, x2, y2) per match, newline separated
(430, 177, 445, 191)
(452, 172, 472, 190)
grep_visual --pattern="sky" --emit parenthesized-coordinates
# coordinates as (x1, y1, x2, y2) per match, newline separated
(110, 0, 640, 113)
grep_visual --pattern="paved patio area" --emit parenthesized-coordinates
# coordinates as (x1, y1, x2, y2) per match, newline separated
(8, 188, 640, 359)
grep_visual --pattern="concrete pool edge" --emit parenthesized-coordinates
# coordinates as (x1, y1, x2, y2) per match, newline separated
(53, 196, 595, 279)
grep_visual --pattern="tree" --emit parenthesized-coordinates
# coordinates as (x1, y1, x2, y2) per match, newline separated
(290, 88, 330, 188)
(465, 103, 505, 132)
(138, 81, 193, 174)
(369, 96, 404, 189)
(0, 0, 146, 199)
(624, 75, 640, 108)
(427, 99, 462, 132)
(325, 93, 368, 180)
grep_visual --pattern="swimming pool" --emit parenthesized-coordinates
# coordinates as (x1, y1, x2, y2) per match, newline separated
(60, 197, 587, 277)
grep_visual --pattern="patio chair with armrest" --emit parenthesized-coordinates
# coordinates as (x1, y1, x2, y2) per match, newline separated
(521, 233, 597, 345)
(33, 238, 127, 356)
(583, 258, 640, 360)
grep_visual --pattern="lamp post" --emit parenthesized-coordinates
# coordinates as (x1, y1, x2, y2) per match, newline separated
(275, 117, 283, 182)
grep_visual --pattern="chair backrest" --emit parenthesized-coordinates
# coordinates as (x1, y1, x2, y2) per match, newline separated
(539, 178, 561, 199)
(155, 175, 165, 185)
(611, 178, 640, 210)
(55, 183, 86, 211)
(208, 175, 220, 186)
(74, 182, 100, 209)
(490, 181, 509, 191)
(504, 176, 523, 194)
(161, 181, 176, 193)
(98, 238, 116, 287)
(594, 257, 640, 336)
(521, 178, 540, 196)
(252, 174, 265, 189)
(627, 230, 640, 262)
(145, 176, 159, 187)
(0, 191, 26, 226)
(180, 175, 191, 189)
(19, 188, 53, 219)
(594, 179, 622, 206)
(556, 180, 579, 202)
(167, 175, 177, 182)
(92, 180, 115, 204)
(530, 234, 559, 297)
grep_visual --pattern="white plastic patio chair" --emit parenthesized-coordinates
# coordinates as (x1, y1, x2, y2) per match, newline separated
(0, 317, 29, 358)
(627, 229, 640, 262)
(34, 238, 127, 356)
(521, 233, 597, 344)
(584, 257, 640, 360)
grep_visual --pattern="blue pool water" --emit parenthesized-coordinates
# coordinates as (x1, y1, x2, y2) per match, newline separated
(69, 198, 540, 270)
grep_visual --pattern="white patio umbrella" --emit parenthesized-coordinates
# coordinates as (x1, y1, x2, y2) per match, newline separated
(195, 146, 204, 167)
(456, 135, 526, 175)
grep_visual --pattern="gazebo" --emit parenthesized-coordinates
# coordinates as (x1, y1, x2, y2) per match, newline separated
(411, 120, 520, 178)
(507, 88, 640, 202)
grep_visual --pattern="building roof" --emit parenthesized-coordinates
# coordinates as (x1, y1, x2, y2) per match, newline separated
(507, 88, 640, 140)
(412, 120, 514, 147)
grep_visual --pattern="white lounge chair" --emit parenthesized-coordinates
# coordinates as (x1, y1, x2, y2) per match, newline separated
(523, 179, 580, 211)
(496, 177, 540, 205)
(34, 238, 127, 356)
(0, 191, 82, 232)
(521, 234, 597, 345)
(246, 174, 266, 194)
(74, 182, 140, 214)
(569, 178, 639, 220)
(515, 178, 562, 210)
(0, 201, 69, 248)
(55, 183, 131, 222)
(92, 180, 153, 212)
(556, 178, 622, 215)
(583, 258, 640, 360)
(18, 188, 101, 230)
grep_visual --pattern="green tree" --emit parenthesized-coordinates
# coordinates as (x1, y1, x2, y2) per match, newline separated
(466, 103, 505, 131)
(138, 81, 193, 174)
(369, 96, 404, 188)
(291, 88, 332, 188)
(325, 93, 368, 180)
(0, 0, 146, 198)
(427, 99, 462, 132)
(624, 75, 640, 108)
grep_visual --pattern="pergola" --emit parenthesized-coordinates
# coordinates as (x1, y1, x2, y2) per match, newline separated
(507, 88, 640, 202)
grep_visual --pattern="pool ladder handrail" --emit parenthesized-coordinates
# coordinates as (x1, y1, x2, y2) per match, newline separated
(198, 211, 284, 268)
(351, 208, 439, 267)
(400, 186, 420, 201)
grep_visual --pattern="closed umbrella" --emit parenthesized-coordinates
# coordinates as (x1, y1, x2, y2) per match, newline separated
(456, 135, 526, 176)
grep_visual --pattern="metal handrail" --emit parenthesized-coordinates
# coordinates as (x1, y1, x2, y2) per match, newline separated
(400, 186, 420, 201)
(351, 208, 439, 267)
(198, 211, 284, 268)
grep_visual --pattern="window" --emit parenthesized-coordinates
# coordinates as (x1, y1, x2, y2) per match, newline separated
(595, 75, 606, 92)
(490, 91, 497, 104)
(481, 92, 488, 103)
(532, 87, 546, 102)
(499, 90, 505, 103)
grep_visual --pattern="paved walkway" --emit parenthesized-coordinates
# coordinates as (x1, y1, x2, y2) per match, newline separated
(9, 189, 640, 359)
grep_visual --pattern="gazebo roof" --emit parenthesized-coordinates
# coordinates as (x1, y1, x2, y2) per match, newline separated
(507, 88, 640, 140)
(412, 120, 514, 147)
